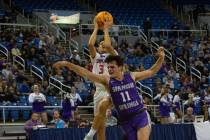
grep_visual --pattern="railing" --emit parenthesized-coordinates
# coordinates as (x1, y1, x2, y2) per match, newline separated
(0, 105, 94, 124)
(0, 23, 45, 33)
(151, 41, 173, 62)
(148, 30, 201, 79)
(33, 12, 66, 41)
(148, 29, 207, 40)
(49, 77, 72, 94)
(80, 24, 142, 36)
(49, 77, 62, 91)
(83, 47, 90, 58)
(13, 55, 25, 71)
(0, 43, 9, 61)
(176, 57, 187, 73)
(31, 65, 44, 85)
(136, 81, 153, 99)
(69, 38, 79, 53)
(190, 66, 202, 80)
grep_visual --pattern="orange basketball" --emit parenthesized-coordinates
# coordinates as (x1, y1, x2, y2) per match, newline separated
(96, 11, 113, 29)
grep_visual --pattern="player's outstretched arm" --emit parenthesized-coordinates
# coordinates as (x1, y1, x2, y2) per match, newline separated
(88, 17, 98, 59)
(103, 20, 117, 55)
(53, 61, 107, 85)
(132, 47, 165, 81)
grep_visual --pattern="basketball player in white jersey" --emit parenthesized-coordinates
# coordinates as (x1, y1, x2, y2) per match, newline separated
(84, 17, 117, 140)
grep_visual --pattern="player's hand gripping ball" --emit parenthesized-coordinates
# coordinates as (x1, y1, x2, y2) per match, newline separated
(96, 11, 113, 29)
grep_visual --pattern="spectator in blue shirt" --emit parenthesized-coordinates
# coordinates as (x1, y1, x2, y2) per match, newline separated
(51, 110, 66, 128)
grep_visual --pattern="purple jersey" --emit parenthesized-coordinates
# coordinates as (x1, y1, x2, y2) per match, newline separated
(159, 96, 171, 117)
(109, 72, 144, 117)
(62, 100, 73, 120)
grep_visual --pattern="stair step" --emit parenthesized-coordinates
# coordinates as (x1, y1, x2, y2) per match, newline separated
(4, 130, 26, 136)
(0, 136, 26, 140)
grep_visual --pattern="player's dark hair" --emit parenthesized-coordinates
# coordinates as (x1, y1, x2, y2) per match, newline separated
(105, 55, 124, 66)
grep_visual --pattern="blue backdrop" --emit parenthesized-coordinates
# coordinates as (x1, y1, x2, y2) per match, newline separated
(31, 124, 197, 140)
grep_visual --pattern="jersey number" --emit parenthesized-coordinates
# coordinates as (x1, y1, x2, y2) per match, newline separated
(120, 91, 131, 102)
(99, 64, 104, 74)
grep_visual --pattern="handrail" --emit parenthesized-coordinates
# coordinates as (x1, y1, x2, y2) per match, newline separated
(0, 23, 42, 27)
(149, 29, 207, 32)
(0, 23, 45, 33)
(69, 38, 79, 52)
(148, 29, 207, 39)
(33, 12, 66, 41)
(0, 105, 94, 124)
(80, 24, 141, 36)
(83, 47, 90, 58)
(136, 81, 153, 99)
(176, 57, 187, 73)
(13, 55, 25, 71)
(49, 77, 62, 91)
(49, 76, 72, 94)
(137, 26, 147, 43)
(190, 66, 202, 80)
(151, 41, 173, 62)
(61, 84, 71, 94)
(0, 43, 9, 61)
(0, 106, 94, 109)
(31, 65, 44, 84)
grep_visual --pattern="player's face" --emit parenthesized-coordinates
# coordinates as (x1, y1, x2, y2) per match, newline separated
(107, 61, 122, 77)
(98, 41, 107, 53)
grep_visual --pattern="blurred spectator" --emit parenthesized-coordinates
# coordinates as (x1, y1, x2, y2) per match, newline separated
(173, 90, 182, 122)
(54, 69, 64, 82)
(1, 63, 13, 80)
(0, 85, 6, 102)
(70, 50, 81, 63)
(164, 77, 174, 90)
(28, 84, 48, 124)
(4, 86, 19, 103)
(50, 110, 66, 128)
(11, 44, 22, 56)
(184, 107, 195, 123)
(159, 85, 172, 124)
(203, 87, 210, 121)
(74, 77, 87, 94)
(70, 86, 82, 106)
(106, 109, 118, 127)
(24, 113, 43, 138)
(78, 119, 90, 128)
(62, 93, 75, 122)
(84, 88, 94, 106)
(143, 17, 152, 37)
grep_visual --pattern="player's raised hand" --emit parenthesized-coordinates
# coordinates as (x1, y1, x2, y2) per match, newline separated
(93, 17, 99, 30)
(103, 19, 113, 30)
(157, 47, 165, 58)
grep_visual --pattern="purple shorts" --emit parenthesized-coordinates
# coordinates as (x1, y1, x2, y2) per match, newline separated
(120, 111, 150, 140)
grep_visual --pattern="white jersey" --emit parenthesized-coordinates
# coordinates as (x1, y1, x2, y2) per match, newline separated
(92, 52, 109, 91)
(28, 92, 46, 103)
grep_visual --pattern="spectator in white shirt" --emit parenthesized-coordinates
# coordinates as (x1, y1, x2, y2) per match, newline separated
(106, 109, 118, 127)
(29, 84, 48, 124)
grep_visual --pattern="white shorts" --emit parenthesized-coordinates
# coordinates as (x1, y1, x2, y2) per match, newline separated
(93, 89, 109, 115)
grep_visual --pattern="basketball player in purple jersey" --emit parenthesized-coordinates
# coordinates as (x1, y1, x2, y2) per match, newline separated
(53, 47, 165, 140)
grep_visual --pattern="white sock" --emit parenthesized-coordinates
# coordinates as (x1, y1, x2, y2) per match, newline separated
(86, 127, 96, 137)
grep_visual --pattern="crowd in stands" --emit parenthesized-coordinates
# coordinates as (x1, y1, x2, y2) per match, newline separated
(0, 24, 210, 127)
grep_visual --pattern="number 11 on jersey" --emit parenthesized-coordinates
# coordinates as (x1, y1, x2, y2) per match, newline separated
(120, 91, 131, 102)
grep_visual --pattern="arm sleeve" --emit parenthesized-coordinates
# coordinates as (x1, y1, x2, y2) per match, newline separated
(28, 94, 34, 103)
